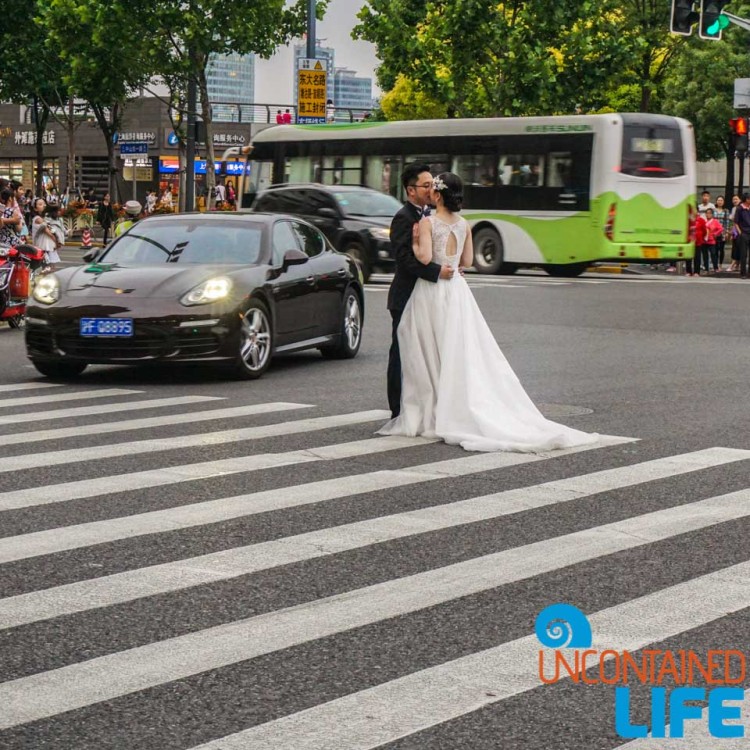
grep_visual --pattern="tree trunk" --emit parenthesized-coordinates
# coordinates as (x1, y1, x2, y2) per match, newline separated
(91, 102, 122, 203)
(32, 96, 49, 199)
(67, 98, 76, 192)
(179, 140, 186, 213)
(198, 69, 215, 211)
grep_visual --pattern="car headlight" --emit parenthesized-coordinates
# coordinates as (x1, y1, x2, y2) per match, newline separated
(180, 277, 232, 306)
(0, 267, 10, 286)
(32, 274, 60, 305)
(368, 227, 390, 241)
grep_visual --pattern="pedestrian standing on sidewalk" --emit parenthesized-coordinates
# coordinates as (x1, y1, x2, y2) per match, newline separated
(697, 191, 715, 216)
(0, 188, 22, 250)
(713, 196, 730, 270)
(31, 198, 61, 268)
(97, 192, 115, 245)
(704, 208, 723, 273)
(733, 193, 750, 279)
(687, 212, 706, 277)
(728, 194, 741, 271)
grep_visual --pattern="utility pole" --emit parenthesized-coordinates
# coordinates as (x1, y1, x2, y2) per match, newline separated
(307, 0, 316, 58)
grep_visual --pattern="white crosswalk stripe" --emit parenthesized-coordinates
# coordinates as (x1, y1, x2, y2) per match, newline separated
(0, 387, 141, 408)
(1, 386, 749, 749)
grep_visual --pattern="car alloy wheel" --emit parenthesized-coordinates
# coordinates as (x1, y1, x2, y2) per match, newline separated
(236, 302, 272, 379)
(321, 289, 362, 359)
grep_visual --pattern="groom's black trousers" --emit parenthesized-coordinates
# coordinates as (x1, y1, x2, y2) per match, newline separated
(387, 309, 404, 418)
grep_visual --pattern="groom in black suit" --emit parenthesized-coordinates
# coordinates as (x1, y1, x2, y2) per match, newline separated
(387, 163, 455, 418)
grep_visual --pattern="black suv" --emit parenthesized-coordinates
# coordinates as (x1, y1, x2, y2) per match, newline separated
(252, 184, 402, 281)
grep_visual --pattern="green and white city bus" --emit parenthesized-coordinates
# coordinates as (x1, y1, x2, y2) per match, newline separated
(239, 114, 696, 277)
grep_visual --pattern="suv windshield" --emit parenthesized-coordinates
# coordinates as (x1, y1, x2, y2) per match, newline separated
(100, 219, 264, 265)
(333, 190, 402, 218)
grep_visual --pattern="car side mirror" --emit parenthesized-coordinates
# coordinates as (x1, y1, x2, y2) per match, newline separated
(282, 248, 308, 268)
(82, 248, 100, 263)
(317, 207, 338, 219)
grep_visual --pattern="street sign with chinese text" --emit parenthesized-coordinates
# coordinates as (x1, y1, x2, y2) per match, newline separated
(119, 142, 149, 155)
(297, 58, 327, 124)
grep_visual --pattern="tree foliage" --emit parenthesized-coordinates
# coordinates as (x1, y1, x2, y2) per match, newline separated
(355, 0, 636, 117)
(380, 75, 448, 120)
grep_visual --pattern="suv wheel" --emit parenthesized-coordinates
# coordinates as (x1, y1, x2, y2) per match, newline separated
(342, 241, 371, 282)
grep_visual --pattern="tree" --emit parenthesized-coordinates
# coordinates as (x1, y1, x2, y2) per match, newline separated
(38, 0, 153, 200)
(124, 0, 328, 208)
(380, 75, 448, 120)
(354, 0, 637, 118)
(0, 0, 65, 197)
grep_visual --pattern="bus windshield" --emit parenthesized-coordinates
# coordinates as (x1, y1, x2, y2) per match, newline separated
(621, 120, 684, 179)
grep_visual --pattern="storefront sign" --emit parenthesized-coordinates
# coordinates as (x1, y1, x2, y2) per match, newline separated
(13, 130, 56, 145)
(164, 130, 248, 149)
(116, 131, 157, 145)
(159, 157, 248, 175)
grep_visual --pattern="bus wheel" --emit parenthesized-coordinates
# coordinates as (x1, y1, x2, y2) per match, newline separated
(473, 228, 504, 275)
(546, 262, 589, 278)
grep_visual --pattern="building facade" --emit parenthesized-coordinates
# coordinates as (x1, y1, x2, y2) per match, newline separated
(333, 68, 373, 114)
(206, 52, 256, 122)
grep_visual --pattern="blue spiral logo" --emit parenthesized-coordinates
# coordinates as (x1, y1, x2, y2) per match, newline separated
(535, 603, 593, 648)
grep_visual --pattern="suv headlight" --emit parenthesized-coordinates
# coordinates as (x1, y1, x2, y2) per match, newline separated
(180, 277, 232, 306)
(0, 267, 10, 286)
(368, 227, 390, 241)
(32, 274, 60, 305)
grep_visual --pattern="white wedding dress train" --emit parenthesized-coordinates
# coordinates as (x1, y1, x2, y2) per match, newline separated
(378, 215, 598, 453)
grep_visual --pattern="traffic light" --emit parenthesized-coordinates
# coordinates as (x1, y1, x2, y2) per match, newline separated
(700, 0, 730, 39)
(671, 0, 699, 34)
(730, 117, 748, 152)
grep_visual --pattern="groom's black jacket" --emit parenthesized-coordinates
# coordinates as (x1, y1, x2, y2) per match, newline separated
(386, 202, 442, 311)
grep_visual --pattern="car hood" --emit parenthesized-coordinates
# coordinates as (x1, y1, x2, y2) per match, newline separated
(59, 264, 255, 299)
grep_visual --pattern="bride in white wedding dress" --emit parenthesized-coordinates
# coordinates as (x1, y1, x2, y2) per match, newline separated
(378, 172, 599, 453)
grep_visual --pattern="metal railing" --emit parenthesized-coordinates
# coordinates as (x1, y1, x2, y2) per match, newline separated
(209, 102, 375, 124)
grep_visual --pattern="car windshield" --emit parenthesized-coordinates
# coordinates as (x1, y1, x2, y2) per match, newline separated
(99, 220, 264, 265)
(333, 190, 402, 218)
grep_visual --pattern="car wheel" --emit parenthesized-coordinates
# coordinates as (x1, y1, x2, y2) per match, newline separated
(31, 359, 87, 379)
(343, 241, 371, 282)
(546, 262, 589, 278)
(7, 314, 25, 330)
(234, 301, 273, 379)
(320, 288, 362, 359)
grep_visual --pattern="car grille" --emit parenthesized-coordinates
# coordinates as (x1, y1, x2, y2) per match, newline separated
(26, 327, 55, 354)
(50, 323, 223, 360)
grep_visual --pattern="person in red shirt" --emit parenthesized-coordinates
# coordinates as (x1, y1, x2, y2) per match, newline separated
(282, 109, 292, 124)
(689, 213, 707, 277)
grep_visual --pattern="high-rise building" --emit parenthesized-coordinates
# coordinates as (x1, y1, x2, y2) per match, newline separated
(206, 53, 255, 122)
(333, 68, 373, 114)
(293, 42, 335, 105)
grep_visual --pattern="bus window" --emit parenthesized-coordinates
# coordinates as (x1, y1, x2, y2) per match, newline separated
(621, 122, 684, 178)
(498, 154, 544, 187)
(453, 154, 496, 186)
(365, 155, 402, 197)
(319, 155, 361, 186)
(285, 157, 314, 183)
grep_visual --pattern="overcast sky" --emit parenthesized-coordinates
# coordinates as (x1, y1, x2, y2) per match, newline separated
(255, 0, 381, 104)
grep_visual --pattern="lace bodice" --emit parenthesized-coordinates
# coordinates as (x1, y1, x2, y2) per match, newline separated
(429, 215, 467, 268)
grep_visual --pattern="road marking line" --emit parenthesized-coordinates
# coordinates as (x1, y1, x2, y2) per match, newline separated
(0, 388, 142, 408)
(0, 409, 390, 473)
(0, 402, 310, 447)
(3, 466, 750, 731)
(191, 551, 750, 750)
(0, 447, 742, 630)
(0, 383, 64, 392)
(0, 435, 631, 563)
(0, 395, 224, 426)
(0, 433, 436, 512)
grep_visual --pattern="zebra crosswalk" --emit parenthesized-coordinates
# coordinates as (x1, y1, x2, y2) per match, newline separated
(1, 382, 749, 748)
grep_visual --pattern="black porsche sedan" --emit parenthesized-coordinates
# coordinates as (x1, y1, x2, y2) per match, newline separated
(25, 212, 364, 380)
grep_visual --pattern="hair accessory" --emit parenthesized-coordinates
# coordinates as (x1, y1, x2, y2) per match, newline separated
(432, 176, 447, 191)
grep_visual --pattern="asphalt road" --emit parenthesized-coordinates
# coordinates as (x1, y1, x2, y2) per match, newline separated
(1, 262, 749, 749)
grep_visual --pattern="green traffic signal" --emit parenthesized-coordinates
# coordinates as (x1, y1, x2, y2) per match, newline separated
(707, 13, 731, 34)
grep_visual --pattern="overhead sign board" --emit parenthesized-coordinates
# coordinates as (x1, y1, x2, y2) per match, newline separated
(297, 58, 327, 125)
